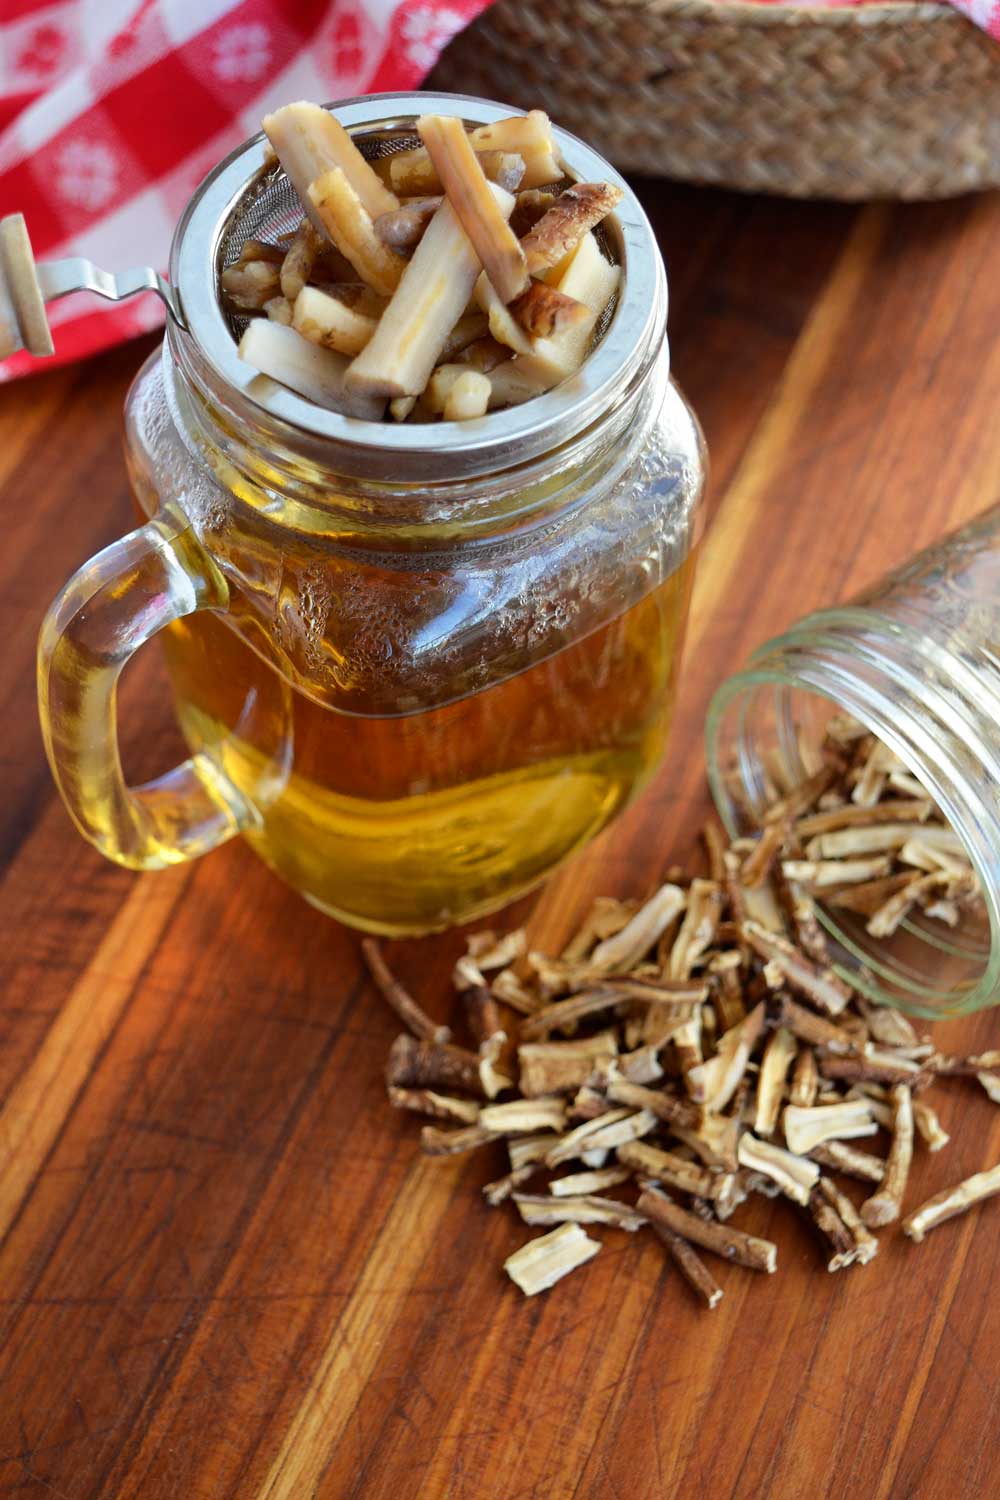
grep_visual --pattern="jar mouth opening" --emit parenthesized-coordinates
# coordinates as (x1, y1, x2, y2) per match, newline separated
(705, 633, 1000, 1018)
(169, 92, 666, 484)
(162, 339, 674, 544)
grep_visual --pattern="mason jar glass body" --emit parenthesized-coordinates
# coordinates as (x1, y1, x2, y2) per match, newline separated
(38, 326, 704, 936)
(706, 505, 1000, 1016)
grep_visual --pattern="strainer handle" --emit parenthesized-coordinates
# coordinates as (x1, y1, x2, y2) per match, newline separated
(37, 513, 253, 869)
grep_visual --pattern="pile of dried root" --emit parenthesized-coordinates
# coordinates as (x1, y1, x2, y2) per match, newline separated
(363, 719, 998, 1303)
(226, 102, 621, 424)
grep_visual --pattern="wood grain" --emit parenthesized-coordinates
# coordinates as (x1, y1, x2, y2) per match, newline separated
(1, 183, 999, 1500)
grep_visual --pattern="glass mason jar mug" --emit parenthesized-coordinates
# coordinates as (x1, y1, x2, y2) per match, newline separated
(37, 95, 706, 937)
(706, 506, 1000, 1017)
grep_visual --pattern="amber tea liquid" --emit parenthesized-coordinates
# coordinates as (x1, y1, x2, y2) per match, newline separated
(159, 556, 693, 934)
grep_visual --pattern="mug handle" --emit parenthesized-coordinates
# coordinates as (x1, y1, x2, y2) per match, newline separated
(37, 510, 254, 869)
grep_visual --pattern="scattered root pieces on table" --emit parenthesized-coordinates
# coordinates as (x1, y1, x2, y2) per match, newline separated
(360, 723, 996, 1307)
(231, 102, 623, 422)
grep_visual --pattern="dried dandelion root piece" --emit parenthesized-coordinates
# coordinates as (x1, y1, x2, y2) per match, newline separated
(477, 1032, 514, 1099)
(650, 1220, 724, 1308)
(264, 296, 292, 325)
(614, 1044, 666, 1086)
(669, 879, 724, 980)
(235, 237, 286, 265)
(361, 939, 450, 1041)
(516, 988, 619, 1040)
(475, 272, 532, 355)
(293, 285, 378, 357)
(518, 1031, 618, 1097)
(549, 1165, 632, 1197)
(774, 998, 857, 1056)
(508, 1134, 562, 1170)
(221, 258, 281, 310)
(439, 312, 490, 361)
(421, 1123, 496, 1157)
(546, 1108, 657, 1167)
(486, 359, 550, 410)
(478, 1098, 566, 1134)
(468, 111, 561, 183)
(387, 146, 527, 197)
(385, 1032, 485, 1097)
(263, 101, 398, 231)
(741, 821, 789, 890)
(685, 1004, 765, 1112)
(510, 189, 557, 236)
(307, 169, 405, 296)
(589, 883, 687, 973)
(387, 1087, 480, 1124)
(374, 196, 443, 251)
(903, 1162, 1000, 1242)
(463, 986, 504, 1049)
(912, 1098, 949, 1151)
(444, 368, 492, 421)
(737, 1133, 819, 1206)
(867, 871, 949, 938)
(515, 232, 620, 390)
(392, 112, 559, 195)
(616, 1140, 721, 1200)
(466, 928, 528, 970)
(742, 920, 852, 1017)
(639, 1187, 777, 1273)
(237, 320, 385, 420)
(782, 1099, 877, 1155)
(670, 1113, 741, 1174)
(455, 336, 509, 372)
(346, 185, 514, 399)
(418, 114, 528, 304)
(755, 1026, 797, 1136)
(795, 800, 933, 838)
(809, 1140, 885, 1184)
(520, 182, 624, 278)
(424, 363, 474, 414)
(604, 1079, 700, 1132)
(280, 218, 323, 301)
(818, 1050, 924, 1088)
(805, 823, 942, 859)
(789, 1045, 820, 1108)
(861, 1085, 913, 1227)
(785, 856, 893, 888)
(509, 280, 590, 339)
(806, 1184, 858, 1270)
(929, 1049, 1000, 1078)
(504, 1223, 600, 1295)
(824, 872, 920, 917)
(518, 981, 703, 1042)
(483, 1164, 538, 1205)
(512, 1193, 646, 1231)
(857, 998, 920, 1049)
(818, 1177, 879, 1264)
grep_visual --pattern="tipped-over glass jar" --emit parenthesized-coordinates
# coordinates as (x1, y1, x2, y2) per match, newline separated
(706, 505, 1000, 1017)
(37, 95, 706, 936)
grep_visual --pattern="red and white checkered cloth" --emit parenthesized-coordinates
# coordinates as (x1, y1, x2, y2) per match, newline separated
(0, 0, 491, 378)
(0, 0, 996, 380)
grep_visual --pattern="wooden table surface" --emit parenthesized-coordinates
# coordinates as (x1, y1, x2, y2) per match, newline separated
(2, 180, 1000, 1500)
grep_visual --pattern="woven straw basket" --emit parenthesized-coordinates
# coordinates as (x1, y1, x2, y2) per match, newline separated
(429, 0, 1000, 199)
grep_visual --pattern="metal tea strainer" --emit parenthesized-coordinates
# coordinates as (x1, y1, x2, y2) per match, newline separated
(1, 93, 666, 483)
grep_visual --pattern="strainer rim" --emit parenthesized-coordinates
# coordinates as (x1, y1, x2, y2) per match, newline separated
(169, 91, 666, 484)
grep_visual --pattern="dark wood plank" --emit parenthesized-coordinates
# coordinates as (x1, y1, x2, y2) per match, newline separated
(0, 184, 998, 1500)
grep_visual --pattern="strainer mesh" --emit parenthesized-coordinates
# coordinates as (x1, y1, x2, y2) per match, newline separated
(216, 122, 620, 351)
